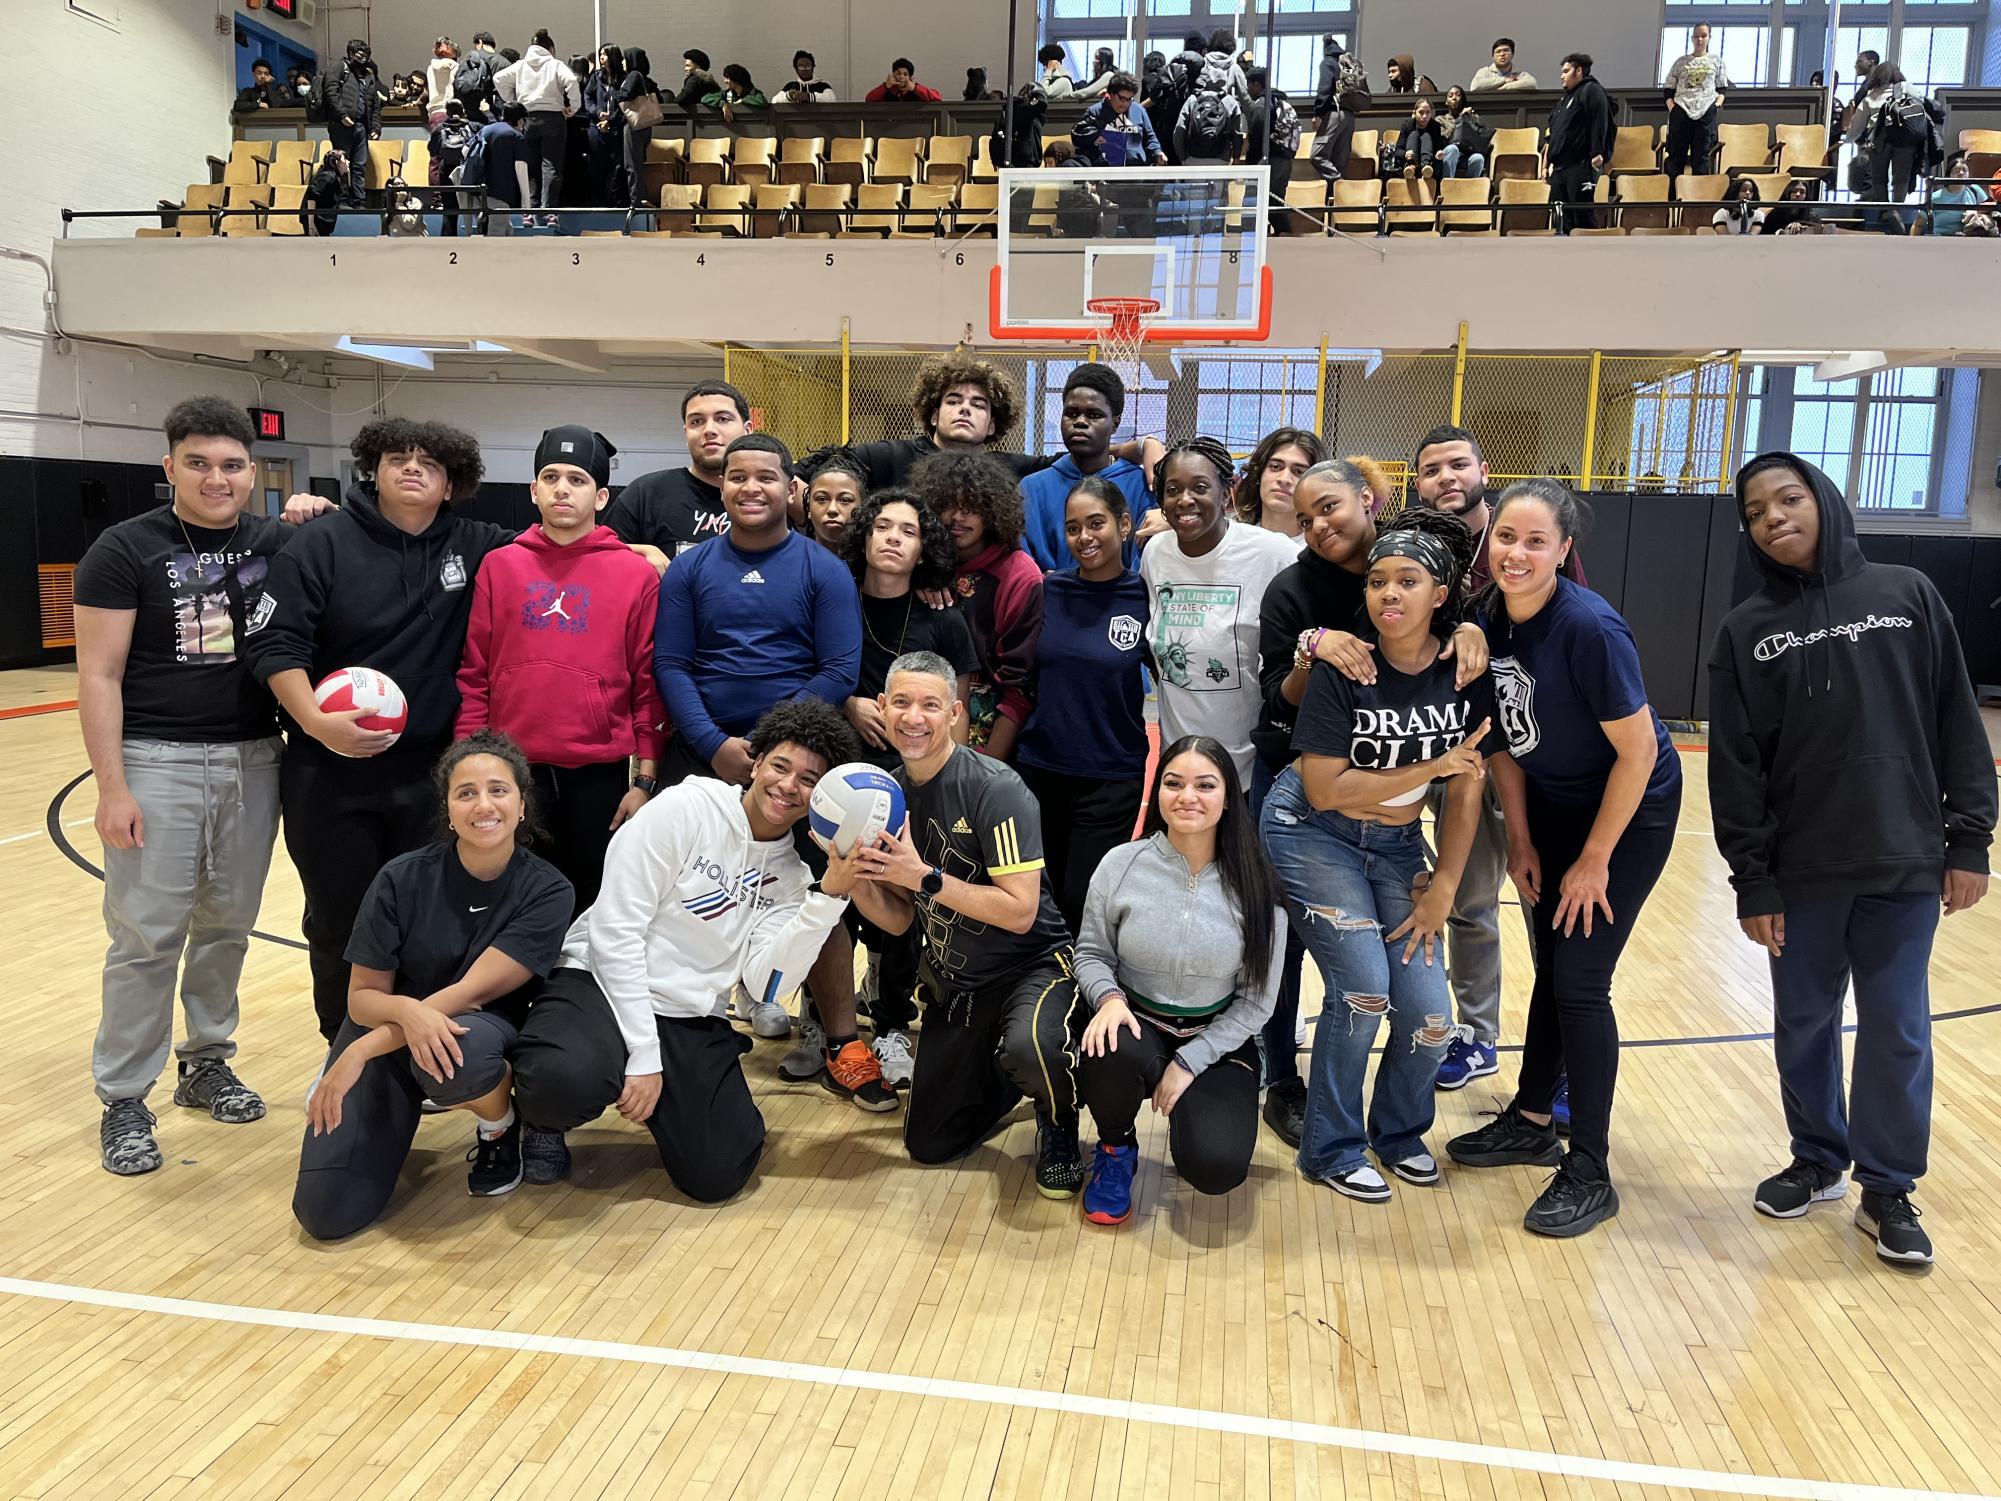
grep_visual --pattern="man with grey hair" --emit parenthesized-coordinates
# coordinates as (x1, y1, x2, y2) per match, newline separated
(846, 651, 1086, 1197)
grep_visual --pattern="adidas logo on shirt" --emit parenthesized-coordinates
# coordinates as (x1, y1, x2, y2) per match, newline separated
(951, 816, 972, 834)
(740, 569, 766, 585)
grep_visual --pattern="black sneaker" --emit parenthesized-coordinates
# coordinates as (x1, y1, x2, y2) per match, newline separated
(1262, 1076, 1307, 1150)
(101, 1098, 162, 1176)
(467, 1118, 524, 1197)
(1446, 1104, 1562, 1168)
(1524, 1156, 1620, 1238)
(522, 1126, 571, 1185)
(1754, 1158, 1847, 1219)
(1856, 1189, 1933, 1265)
(1034, 1106, 1086, 1199)
(174, 1057, 265, 1123)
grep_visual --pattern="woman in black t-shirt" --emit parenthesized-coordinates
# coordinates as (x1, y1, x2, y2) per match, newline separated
(295, 731, 573, 1240)
(1260, 511, 1499, 1205)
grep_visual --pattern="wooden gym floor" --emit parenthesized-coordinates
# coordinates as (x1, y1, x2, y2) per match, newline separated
(1, 664, 1999, 1501)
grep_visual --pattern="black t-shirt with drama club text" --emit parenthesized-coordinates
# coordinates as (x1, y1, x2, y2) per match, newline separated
(346, 840, 573, 1027)
(1293, 655, 1503, 805)
(71, 505, 289, 742)
(604, 466, 730, 555)
(896, 746, 1072, 991)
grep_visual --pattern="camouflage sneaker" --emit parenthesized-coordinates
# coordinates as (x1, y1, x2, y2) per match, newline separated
(101, 1098, 163, 1176)
(173, 1058, 266, 1123)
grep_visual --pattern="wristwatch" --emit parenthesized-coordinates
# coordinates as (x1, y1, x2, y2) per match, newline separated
(920, 865, 945, 897)
(631, 774, 659, 795)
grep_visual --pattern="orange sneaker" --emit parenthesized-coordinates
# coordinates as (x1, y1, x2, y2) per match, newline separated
(821, 1039, 899, 1113)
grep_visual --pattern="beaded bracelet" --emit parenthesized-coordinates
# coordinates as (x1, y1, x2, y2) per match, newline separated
(1293, 626, 1326, 674)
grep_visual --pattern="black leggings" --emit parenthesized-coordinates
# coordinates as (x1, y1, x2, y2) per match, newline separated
(530, 759, 630, 919)
(1017, 764, 1144, 937)
(1511, 784, 1680, 1176)
(293, 1010, 518, 1241)
(511, 967, 764, 1203)
(1080, 1022, 1259, 1195)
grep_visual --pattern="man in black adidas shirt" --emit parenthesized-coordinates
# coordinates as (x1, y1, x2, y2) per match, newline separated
(847, 650, 1085, 1195)
(604, 380, 747, 558)
(75, 397, 287, 1178)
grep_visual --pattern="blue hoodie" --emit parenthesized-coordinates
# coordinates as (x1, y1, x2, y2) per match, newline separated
(1018, 453, 1155, 570)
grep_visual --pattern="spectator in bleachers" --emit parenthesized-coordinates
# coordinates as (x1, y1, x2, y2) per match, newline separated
(1841, 50, 1881, 143)
(584, 45, 626, 204)
(494, 29, 581, 224)
(1203, 30, 1253, 110)
(1760, 201, 1824, 235)
(1663, 24, 1731, 186)
(1547, 53, 1613, 233)
(287, 64, 316, 113)
(425, 40, 458, 129)
(1073, 73, 1168, 167)
(1440, 86, 1491, 178)
(705, 64, 769, 123)
(1394, 96, 1447, 183)
(302, 149, 350, 236)
(1469, 38, 1537, 92)
(1140, 50, 1171, 115)
(236, 59, 293, 112)
(965, 68, 1003, 102)
(478, 102, 534, 237)
(1308, 34, 1366, 186)
(617, 48, 659, 211)
(778, 50, 836, 105)
(454, 33, 499, 120)
(1175, 58, 1245, 165)
(1712, 177, 1766, 235)
(431, 100, 476, 236)
(315, 40, 382, 207)
(995, 82, 1049, 168)
(1851, 61, 1939, 233)
(384, 174, 427, 237)
(675, 50, 716, 112)
(1385, 56, 1436, 95)
(1246, 67, 1301, 216)
(1038, 43, 1078, 97)
(867, 58, 943, 103)
(1927, 156, 1987, 236)
(386, 72, 416, 108)
(1076, 47, 1120, 99)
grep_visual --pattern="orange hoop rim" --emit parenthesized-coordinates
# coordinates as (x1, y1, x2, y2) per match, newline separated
(1083, 296, 1163, 339)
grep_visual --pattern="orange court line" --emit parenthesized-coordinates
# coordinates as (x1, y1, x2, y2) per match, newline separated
(0, 699, 77, 721)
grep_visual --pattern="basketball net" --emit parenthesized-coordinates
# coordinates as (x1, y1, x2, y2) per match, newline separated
(1084, 296, 1161, 390)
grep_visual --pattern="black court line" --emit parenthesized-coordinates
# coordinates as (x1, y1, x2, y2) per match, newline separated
(46, 771, 2001, 1046)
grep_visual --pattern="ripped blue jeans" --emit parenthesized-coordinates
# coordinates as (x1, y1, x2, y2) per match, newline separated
(1260, 767, 1450, 1178)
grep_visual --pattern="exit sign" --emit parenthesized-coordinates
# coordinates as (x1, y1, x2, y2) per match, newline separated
(248, 406, 286, 441)
(267, 0, 298, 17)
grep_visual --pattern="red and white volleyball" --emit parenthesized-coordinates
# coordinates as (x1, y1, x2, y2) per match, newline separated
(313, 667, 408, 748)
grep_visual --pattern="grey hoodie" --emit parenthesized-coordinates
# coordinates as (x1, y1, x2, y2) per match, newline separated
(1074, 832, 1284, 1076)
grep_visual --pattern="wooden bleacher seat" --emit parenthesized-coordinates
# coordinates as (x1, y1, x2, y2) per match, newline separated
(775, 137, 823, 186)
(1490, 127, 1542, 182)
(797, 183, 852, 236)
(220, 143, 268, 185)
(872, 136, 924, 185)
(695, 183, 752, 235)
(176, 184, 223, 237)
(1773, 123, 1832, 182)
(656, 183, 703, 233)
(1738, 172, 1788, 204)
(1614, 173, 1671, 231)
(826, 137, 872, 186)
(1438, 176, 1493, 234)
(750, 182, 799, 238)
(954, 181, 998, 235)
(134, 226, 177, 238)
(1329, 178, 1382, 233)
(1282, 176, 1328, 236)
(268, 185, 306, 235)
(893, 182, 955, 237)
(684, 137, 731, 187)
(400, 140, 431, 188)
(971, 133, 999, 182)
(926, 135, 973, 185)
(841, 182, 905, 237)
(1607, 126, 1658, 176)
(363, 139, 404, 190)
(1347, 129, 1379, 180)
(1717, 123, 1769, 177)
(271, 140, 315, 185)
(1497, 177, 1552, 235)
(733, 137, 779, 185)
(1385, 177, 1436, 234)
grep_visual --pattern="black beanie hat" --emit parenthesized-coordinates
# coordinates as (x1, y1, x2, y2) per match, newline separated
(534, 425, 616, 488)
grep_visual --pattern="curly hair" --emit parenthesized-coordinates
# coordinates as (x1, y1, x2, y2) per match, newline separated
(1152, 435, 1237, 499)
(433, 729, 546, 849)
(164, 396, 256, 452)
(747, 698, 861, 771)
(1235, 426, 1323, 522)
(842, 486, 959, 592)
(911, 450, 1025, 551)
(910, 351, 1022, 446)
(1367, 507, 1476, 639)
(1346, 454, 1398, 519)
(352, 417, 484, 502)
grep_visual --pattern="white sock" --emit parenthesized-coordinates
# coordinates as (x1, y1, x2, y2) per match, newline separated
(477, 1104, 516, 1140)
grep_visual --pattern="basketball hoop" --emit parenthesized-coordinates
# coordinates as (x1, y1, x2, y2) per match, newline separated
(1084, 295, 1161, 375)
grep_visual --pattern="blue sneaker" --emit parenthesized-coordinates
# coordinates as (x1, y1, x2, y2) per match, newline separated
(1435, 1027, 1499, 1091)
(1551, 1076, 1572, 1137)
(1082, 1141, 1137, 1225)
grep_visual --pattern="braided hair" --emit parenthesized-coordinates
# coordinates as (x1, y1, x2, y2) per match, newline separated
(1151, 435, 1237, 499)
(1365, 507, 1476, 640)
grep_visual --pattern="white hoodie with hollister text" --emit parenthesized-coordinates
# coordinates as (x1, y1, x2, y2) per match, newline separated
(560, 776, 846, 1073)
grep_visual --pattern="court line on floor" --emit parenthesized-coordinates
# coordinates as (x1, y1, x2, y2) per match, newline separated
(0, 1275, 1984, 1501)
(0, 699, 77, 722)
(0, 816, 90, 848)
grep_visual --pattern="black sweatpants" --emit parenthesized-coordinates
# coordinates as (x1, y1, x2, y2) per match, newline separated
(1550, 162, 1598, 231)
(1511, 784, 1680, 1177)
(1080, 1022, 1260, 1195)
(530, 759, 630, 919)
(522, 110, 566, 209)
(292, 1010, 517, 1241)
(510, 967, 764, 1203)
(282, 744, 439, 1041)
(1663, 105, 1717, 183)
(847, 904, 921, 1033)
(1017, 764, 1144, 938)
(903, 951, 1082, 1165)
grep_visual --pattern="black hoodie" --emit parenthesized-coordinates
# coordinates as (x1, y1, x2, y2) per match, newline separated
(1707, 454, 1994, 917)
(245, 481, 513, 759)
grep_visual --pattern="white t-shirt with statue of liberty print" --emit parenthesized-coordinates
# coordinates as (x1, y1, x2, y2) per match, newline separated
(1140, 520, 1301, 783)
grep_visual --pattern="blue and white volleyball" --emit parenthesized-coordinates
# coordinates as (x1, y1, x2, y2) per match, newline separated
(808, 763, 907, 855)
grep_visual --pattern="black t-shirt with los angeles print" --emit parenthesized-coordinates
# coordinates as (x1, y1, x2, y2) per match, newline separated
(896, 745, 1071, 990)
(72, 504, 289, 742)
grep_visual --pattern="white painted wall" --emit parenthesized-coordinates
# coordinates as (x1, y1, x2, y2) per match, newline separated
(1361, 0, 1661, 94)
(4, 3, 331, 467)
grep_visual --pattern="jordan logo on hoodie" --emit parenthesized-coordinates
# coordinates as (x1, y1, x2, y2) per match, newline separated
(522, 580, 591, 634)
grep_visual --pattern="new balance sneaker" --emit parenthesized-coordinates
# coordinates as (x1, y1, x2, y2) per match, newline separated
(1855, 1189, 1933, 1265)
(1434, 1028, 1498, 1091)
(1524, 1156, 1619, 1238)
(1386, 1149, 1441, 1186)
(101, 1098, 162, 1176)
(522, 1126, 571, 1185)
(1034, 1107, 1086, 1198)
(1551, 1076, 1571, 1136)
(467, 1118, 524, 1197)
(1262, 1076, 1307, 1150)
(1317, 1163, 1392, 1203)
(1082, 1141, 1138, 1224)
(871, 1029, 915, 1090)
(1754, 1158, 1847, 1219)
(777, 1018, 827, 1081)
(822, 1039, 899, 1113)
(173, 1057, 265, 1123)
(1446, 1104, 1562, 1168)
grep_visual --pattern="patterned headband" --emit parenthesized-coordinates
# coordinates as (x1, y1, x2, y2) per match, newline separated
(1367, 528, 1459, 590)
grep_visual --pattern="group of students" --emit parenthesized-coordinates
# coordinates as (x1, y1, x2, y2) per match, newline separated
(75, 358, 1993, 1264)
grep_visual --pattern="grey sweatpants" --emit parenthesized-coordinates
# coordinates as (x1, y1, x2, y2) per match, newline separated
(1309, 109, 1356, 184)
(1426, 776, 1509, 1044)
(93, 737, 282, 1103)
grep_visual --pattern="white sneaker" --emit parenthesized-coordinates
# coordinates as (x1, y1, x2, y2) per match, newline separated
(778, 1019, 827, 1081)
(749, 999, 793, 1039)
(1318, 1163, 1393, 1203)
(872, 1029, 915, 1089)
(1387, 1150, 1440, 1186)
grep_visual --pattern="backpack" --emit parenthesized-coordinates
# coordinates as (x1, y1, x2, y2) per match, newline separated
(456, 129, 489, 188)
(1182, 84, 1234, 158)
(1268, 93, 1302, 155)
(453, 49, 493, 108)
(434, 117, 476, 160)
(1335, 51, 1371, 110)
(1452, 110, 1493, 160)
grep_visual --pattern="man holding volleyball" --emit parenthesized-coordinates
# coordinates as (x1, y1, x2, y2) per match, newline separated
(846, 651, 1087, 1196)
